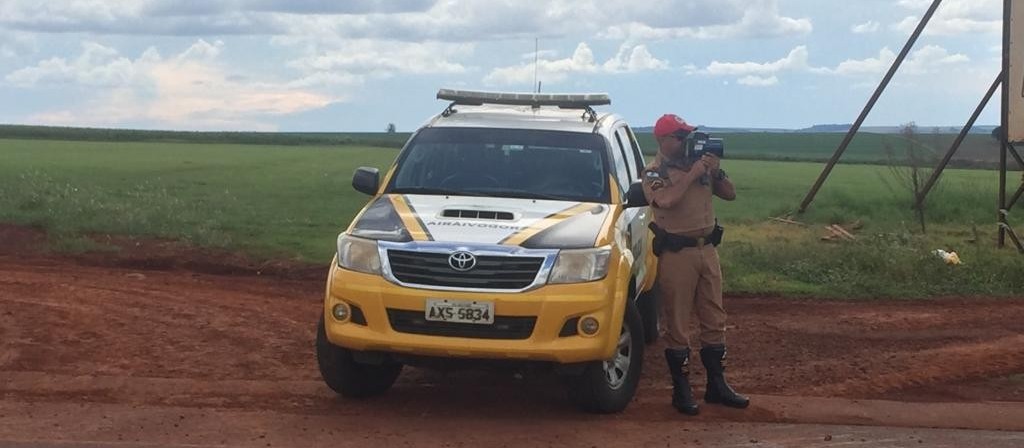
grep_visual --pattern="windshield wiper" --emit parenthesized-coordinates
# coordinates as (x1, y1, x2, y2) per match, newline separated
(389, 187, 487, 197)
(470, 187, 572, 201)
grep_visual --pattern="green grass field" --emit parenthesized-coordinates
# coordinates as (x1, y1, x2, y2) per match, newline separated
(0, 124, 411, 148)
(0, 139, 397, 259)
(1, 137, 1021, 298)
(632, 132, 1001, 167)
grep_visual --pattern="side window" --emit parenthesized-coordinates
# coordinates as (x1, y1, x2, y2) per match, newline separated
(614, 128, 638, 182)
(608, 126, 632, 194)
(624, 126, 646, 177)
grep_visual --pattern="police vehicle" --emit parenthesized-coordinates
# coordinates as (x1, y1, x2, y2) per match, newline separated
(317, 89, 658, 413)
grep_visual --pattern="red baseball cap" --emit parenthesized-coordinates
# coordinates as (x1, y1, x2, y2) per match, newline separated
(653, 114, 697, 137)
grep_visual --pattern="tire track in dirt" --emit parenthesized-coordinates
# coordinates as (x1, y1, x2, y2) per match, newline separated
(801, 334, 1024, 397)
(0, 257, 321, 381)
(0, 300, 22, 370)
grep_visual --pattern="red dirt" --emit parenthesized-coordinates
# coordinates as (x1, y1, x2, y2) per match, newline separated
(2, 230, 1023, 446)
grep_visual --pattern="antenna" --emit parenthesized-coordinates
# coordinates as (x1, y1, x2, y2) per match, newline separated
(534, 38, 539, 93)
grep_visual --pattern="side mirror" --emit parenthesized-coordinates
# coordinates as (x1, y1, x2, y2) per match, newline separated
(625, 181, 648, 208)
(352, 167, 380, 196)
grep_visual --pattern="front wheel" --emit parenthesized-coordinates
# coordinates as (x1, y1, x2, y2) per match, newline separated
(316, 314, 402, 398)
(565, 302, 645, 413)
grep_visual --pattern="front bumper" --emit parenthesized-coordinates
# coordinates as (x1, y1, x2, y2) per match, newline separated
(323, 266, 626, 364)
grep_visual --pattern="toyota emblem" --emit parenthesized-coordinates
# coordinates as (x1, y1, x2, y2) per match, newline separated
(448, 251, 477, 272)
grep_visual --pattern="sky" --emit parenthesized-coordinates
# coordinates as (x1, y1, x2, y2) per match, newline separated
(0, 0, 1010, 132)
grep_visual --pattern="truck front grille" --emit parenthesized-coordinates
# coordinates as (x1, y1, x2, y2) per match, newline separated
(387, 250, 543, 290)
(386, 309, 536, 340)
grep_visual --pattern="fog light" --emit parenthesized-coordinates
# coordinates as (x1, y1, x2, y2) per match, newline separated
(331, 303, 350, 321)
(579, 317, 600, 336)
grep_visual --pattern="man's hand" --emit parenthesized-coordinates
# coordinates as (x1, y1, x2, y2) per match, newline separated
(702, 154, 721, 173)
(644, 169, 667, 191)
(684, 157, 711, 183)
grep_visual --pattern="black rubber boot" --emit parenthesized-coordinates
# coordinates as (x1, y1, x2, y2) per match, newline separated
(700, 345, 749, 408)
(664, 348, 700, 415)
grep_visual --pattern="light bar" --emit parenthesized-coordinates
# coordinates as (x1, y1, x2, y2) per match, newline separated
(437, 89, 610, 108)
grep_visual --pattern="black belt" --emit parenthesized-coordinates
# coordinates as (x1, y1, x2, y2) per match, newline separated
(649, 222, 723, 256)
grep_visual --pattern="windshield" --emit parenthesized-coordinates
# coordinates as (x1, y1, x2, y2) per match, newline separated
(387, 127, 611, 203)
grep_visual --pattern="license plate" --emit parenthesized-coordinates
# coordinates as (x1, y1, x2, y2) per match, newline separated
(425, 299, 494, 325)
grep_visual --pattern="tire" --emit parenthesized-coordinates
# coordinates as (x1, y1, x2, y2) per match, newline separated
(316, 314, 402, 398)
(566, 301, 645, 413)
(637, 289, 660, 345)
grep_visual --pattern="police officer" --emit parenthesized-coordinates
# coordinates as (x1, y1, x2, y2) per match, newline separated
(642, 114, 748, 416)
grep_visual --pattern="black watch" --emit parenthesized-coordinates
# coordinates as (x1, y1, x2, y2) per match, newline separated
(714, 169, 727, 181)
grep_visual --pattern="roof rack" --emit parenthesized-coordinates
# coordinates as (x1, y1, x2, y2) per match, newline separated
(437, 88, 610, 122)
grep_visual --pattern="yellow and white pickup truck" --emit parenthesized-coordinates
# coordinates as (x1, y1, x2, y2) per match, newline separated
(316, 89, 658, 413)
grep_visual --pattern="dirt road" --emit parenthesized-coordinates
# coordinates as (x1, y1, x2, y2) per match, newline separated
(2, 249, 1024, 447)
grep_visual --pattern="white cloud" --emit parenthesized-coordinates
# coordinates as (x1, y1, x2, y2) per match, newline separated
(483, 42, 667, 86)
(1, 0, 146, 28)
(600, 0, 811, 40)
(0, 0, 810, 43)
(703, 46, 809, 77)
(894, 0, 1001, 35)
(143, 58, 332, 128)
(814, 45, 969, 77)
(0, 1, 417, 39)
(270, 0, 809, 43)
(485, 42, 597, 86)
(286, 40, 473, 78)
(6, 42, 142, 87)
(0, 0, 307, 35)
(0, 1, 1000, 133)
(602, 45, 669, 72)
(285, 72, 364, 89)
(694, 46, 807, 85)
(8, 39, 334, 130)
(268, 18, 478, 87)
(521, 49, 559, 61)
(693, 43, 970, 86)
(904, 45, 970, 74)
(178, 39, 223, 60)
(0, 30, 37, 58)
(816, 47, 897, 76)
(194, 0, 437, 15)
(737, 75, 778, 87)
(851, 20, 880, 34)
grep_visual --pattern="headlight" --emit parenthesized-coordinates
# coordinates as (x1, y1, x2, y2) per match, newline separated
(336, 234, 382, 275)
(548, 246, 611, 284)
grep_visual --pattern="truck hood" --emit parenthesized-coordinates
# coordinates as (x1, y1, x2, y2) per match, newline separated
(349, 194, 613, 249)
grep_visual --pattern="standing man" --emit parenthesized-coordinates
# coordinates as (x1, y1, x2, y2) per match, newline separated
(642, 114, 748, 416)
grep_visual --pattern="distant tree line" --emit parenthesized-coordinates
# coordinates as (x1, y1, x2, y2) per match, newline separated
(0, 124, 1006, 169)
(0, 124, 409, 148)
